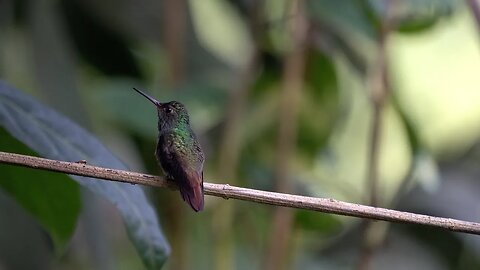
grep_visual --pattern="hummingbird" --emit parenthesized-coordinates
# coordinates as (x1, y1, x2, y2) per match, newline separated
(133, 88, 205, 212)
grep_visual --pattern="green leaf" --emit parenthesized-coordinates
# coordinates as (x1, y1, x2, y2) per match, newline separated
(0, 129, 81, 250)
(368, 0, 459, 33)
(0, 81, 170, 269)
(188, 0, 253, 68)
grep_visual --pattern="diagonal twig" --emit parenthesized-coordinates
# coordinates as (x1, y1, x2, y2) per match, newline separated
(0, 151, 480, 235)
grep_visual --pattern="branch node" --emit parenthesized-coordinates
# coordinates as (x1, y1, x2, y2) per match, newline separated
(221, 184, 231, 200)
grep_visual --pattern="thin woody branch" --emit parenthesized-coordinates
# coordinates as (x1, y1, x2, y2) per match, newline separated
(0, 151, 480, 235)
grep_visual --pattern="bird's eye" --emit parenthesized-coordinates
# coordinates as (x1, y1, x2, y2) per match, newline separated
(165, 107, 173, 114)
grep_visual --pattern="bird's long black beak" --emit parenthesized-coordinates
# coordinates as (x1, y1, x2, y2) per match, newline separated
(133, 88, 162, 107)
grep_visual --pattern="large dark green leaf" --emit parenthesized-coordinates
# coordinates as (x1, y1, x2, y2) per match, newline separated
(0, 129, 81, 250)
(0, 81, 170, 269)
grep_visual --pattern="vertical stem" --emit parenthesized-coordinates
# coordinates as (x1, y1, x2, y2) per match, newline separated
(366, 60, 387, 208)
(81, 192, 116, 270)
(366, 0, 395, 208)
(213, 51, 259, 270)
(357, 1, 397, 269)
(161, 1, 188, 269)
(213, 3, 262, 268)
(164, 197, 188, 270)
(0, 0, 13, 76)
(467, 0, 480, 34)
(163, 0, 186, 86)
(264, 1, 308, 269)
(29, 0, 88, 126)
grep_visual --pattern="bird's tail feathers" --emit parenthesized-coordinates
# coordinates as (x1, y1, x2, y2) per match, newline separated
(179, 172, 204, 212)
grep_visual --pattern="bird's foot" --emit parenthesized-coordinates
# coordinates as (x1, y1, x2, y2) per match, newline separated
(164, 175, 177, 190)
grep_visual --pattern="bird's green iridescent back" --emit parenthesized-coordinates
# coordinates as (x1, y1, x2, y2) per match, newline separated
(156, 120, 205, 211)
(169, 125, 204, 170)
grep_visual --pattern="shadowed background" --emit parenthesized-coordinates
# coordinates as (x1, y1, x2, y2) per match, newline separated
(0, 0, 480, 269)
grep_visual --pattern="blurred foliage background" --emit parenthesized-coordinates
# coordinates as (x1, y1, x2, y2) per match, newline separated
(0, 0, 480, 269)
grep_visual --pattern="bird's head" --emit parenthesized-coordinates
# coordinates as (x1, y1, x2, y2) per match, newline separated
(133, 88, 190, 132)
